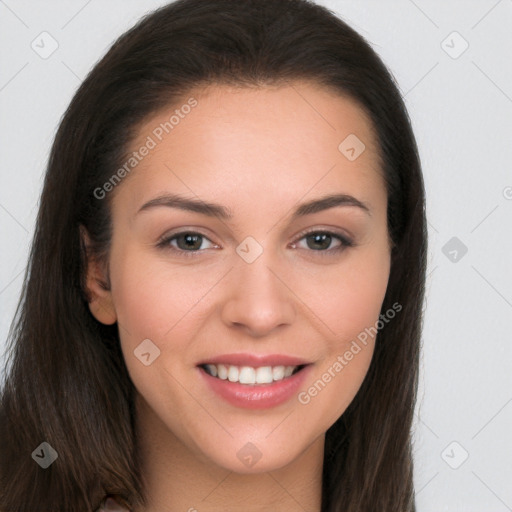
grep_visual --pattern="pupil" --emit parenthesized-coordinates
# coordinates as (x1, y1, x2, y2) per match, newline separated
(179, 233, 201, 250)
(308, 233, 330, 250)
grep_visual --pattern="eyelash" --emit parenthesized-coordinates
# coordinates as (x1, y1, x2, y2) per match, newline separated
(156, 229, 355, 258)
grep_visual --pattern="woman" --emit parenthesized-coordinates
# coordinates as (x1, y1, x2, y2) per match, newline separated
(0, 0, 427, 511)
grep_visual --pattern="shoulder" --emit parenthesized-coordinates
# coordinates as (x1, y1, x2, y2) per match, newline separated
(95, 496, 132, 511)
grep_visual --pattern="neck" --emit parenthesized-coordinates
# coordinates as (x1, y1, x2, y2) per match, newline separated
(132, 393, 324, 512)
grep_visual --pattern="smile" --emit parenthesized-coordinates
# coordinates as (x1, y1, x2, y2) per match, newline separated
(197, 356, 313, 409)
(200, 363, 305, 385)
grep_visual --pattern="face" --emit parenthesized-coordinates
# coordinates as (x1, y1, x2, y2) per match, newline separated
(86, 81, 391, 474)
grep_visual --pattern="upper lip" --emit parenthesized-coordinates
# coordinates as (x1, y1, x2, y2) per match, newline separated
(197, 353, 311, 367)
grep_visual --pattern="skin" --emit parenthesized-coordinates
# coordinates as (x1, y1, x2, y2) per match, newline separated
(86, 81, 392, 512)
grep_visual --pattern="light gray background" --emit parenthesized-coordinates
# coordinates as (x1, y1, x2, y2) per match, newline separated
(1, 1, 511, 510)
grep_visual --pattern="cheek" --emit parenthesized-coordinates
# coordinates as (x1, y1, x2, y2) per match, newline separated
(295, 252, 390, 432)
(294, 243, 390, 400)
(295, 244, 391, 343)
(109, 248, 222, 344)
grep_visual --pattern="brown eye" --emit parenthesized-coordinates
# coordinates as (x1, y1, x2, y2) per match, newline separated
(305, 233, 335, 250)
(293, 230, 354, 255)
(175, 233, 204, 251)
(156, 231, 216, 254)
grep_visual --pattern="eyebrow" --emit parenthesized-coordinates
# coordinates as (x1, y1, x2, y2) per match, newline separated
(136, 192, 371, 219)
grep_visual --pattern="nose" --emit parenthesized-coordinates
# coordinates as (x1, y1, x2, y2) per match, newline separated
(220, 253, 296, 338)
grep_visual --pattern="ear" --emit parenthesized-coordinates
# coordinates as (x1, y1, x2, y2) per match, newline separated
(80, 225, 117, 325)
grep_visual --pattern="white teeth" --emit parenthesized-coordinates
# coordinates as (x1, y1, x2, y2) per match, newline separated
(217, 364, 228, 380)
(272, 366, 285, 381)
(239, 366, 256, 384)
(205, 364, 217, 377)
(203, 363, 300, 384)
(227, 366, 239, 382)
(255, 366, 273, 384)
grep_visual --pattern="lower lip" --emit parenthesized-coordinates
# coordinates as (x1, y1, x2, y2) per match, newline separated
(198, 365, 313, 410)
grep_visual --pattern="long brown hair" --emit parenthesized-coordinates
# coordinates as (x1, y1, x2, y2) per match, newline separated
(0, 1, 427, 511)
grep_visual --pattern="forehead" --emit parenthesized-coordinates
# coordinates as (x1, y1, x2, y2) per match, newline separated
(114, 81, 384, 214)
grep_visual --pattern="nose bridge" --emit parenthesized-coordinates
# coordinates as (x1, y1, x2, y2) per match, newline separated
(220, 239, 295, 335)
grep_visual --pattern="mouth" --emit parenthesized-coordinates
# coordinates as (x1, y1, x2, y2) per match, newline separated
(196, 353, 314, 408)
(197, 358, 313, 409)
(199, 363, 308, 385)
